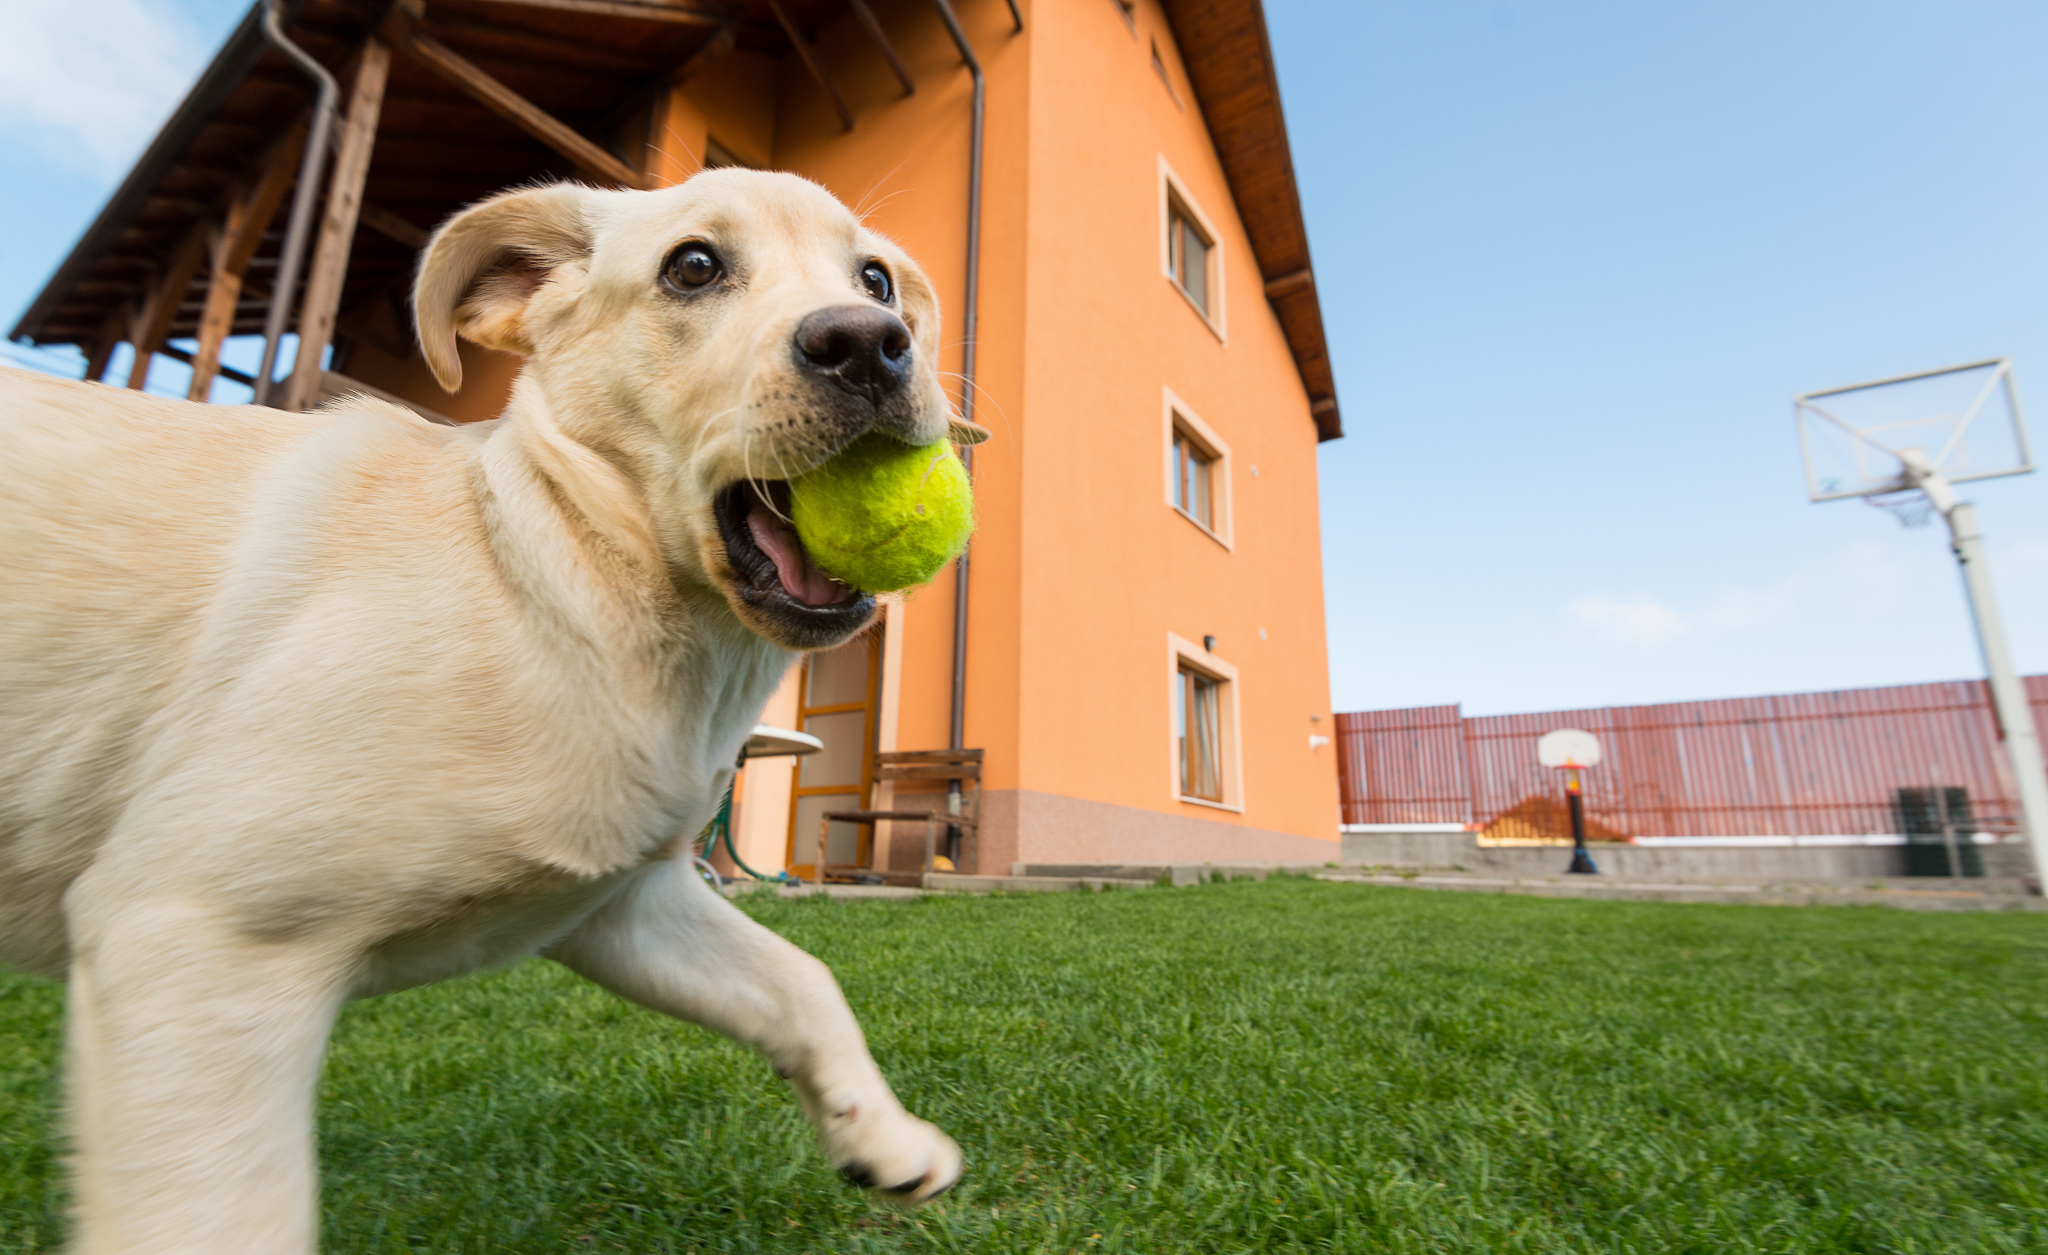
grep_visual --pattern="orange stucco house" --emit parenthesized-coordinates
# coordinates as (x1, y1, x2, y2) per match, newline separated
(12, 0, 1344, 876)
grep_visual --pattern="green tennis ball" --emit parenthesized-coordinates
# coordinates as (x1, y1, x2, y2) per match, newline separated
(790, 433, 974, 593)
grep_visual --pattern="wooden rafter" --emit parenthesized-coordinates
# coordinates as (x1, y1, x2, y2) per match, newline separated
(385, 9, 655, 190)
(763, 0, 853, 131)
(287, 38, 392, 412)
(479, 0, 729, 26)
(845, 0, 915, 96)
(1261, 268, 1312, 301)
(188, 121, 308, 399)
(158, 342, 257, 387)
(359, 202, 429, 249)
(667, 18, 735, 85)
(125, 221, 211, 392)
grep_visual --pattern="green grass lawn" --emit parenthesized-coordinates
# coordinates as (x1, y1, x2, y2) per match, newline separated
(4, 878, 2046, 1253)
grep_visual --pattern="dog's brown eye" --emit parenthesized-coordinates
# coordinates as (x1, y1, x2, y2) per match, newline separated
(859, 261, 892, 304)
(666, 243, 723, 291)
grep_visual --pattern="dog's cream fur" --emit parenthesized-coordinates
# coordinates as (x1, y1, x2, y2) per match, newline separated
(0, 169, 973, 1253)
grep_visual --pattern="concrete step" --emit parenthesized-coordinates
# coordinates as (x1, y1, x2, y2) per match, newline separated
(923, 872, 1155, 893)
(1015, 862, 1332, 886)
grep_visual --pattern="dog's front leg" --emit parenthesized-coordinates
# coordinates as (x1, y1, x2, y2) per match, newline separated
(545, 860, 961, 1202)
(63, 901, 348, 1255)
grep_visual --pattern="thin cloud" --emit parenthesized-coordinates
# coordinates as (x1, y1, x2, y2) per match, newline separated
(1706, 579, 1801, 629)
(0, 0, 209, 181)
(1567, 594, 1692, 649)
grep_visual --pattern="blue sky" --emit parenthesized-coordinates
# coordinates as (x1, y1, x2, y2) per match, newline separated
(1267, 0, 2048, 713)
(4, 1, 2044, 717)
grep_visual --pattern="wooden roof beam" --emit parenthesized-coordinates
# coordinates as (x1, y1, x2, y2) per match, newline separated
(287, 39, 393, 412)
(763, 0, 853, 131)
(125, 219, 211, 392)
(186, 118, 307, 399)
(384, 8, 654, 189)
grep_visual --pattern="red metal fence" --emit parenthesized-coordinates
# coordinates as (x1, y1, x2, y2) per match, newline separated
(1337, 675, 2048, 838)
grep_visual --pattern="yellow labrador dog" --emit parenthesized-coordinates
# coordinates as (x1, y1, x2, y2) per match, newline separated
(0, 168, 979, 1253)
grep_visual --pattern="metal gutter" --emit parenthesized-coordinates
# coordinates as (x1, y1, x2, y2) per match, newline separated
(927, 0, 998, 758)
(253, 0, 339, 405)
(928, 0, 1018, 863)
(8, 1, 294, 346)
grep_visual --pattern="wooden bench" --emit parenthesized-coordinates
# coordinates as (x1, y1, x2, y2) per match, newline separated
(818, 748, 982, 883)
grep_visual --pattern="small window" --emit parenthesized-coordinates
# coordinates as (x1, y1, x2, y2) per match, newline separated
(1167, 197, 1212, 315)
(1177, 666, 1224, 802)
(1162, 389, 1231, 547)
(1171, 425, 1214, 530)
(1150, 39, 1182, 106)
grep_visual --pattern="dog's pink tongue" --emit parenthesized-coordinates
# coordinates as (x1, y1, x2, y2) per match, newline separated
(747, 506, 855, 606)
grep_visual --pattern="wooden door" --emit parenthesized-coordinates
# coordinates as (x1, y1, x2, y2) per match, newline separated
(785, 630, 881, 877)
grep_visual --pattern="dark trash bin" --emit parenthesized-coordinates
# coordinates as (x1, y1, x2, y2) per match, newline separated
(1895, 787, 1984, 877)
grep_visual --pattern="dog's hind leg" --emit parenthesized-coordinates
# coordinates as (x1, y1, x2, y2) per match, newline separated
(544, 858, 962, 1203)
(62, 897, 347, 1255)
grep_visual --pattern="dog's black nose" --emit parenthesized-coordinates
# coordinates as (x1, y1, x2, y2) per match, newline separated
(794, 306, 913, 404)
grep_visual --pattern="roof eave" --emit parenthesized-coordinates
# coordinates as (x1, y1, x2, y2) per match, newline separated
(1157, 0, 1341, 441)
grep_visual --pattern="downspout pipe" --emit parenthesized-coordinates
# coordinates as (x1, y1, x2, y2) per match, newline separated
(254, 0, 337, 406)
(929, 0, 1014, 756)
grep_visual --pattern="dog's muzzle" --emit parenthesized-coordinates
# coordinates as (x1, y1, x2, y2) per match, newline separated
(715, 480, 875, 637)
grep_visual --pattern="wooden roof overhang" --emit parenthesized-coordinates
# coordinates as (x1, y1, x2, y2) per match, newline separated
(1160, 0, 1340, 441)
(8, 0, 869, 369)
(13, 0, 1341, 440)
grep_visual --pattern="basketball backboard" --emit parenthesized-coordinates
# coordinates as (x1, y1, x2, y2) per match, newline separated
(1795, 358, 2033, 503)
(1537, 728, 1601, 770)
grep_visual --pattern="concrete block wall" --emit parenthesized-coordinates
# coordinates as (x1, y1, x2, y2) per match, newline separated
(1340, 828, 2034, 881)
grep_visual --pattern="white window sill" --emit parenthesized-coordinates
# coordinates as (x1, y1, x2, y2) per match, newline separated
(1170, 278, 1226, 342)
(1178, 794, 1244, 814)
(1171, 504, 1232, 551)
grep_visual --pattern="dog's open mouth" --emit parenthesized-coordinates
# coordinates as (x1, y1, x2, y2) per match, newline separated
(716, 481, 875, 633)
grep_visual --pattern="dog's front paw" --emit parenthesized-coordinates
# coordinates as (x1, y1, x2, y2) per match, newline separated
(820, 1094, 962, 1205)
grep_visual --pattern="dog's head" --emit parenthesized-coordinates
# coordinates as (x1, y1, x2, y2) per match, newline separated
(413, 170, 985, 651)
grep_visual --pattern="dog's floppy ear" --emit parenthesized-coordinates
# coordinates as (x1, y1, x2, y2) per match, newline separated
(413, 183, 595, 393)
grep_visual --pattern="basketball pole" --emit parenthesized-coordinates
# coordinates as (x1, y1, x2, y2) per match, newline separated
(1921, 473, 2048, 886)
(1564, 767, 1599, 875)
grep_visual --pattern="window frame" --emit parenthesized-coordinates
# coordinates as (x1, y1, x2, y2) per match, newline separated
(1166, 633, 1244, 812)
(1162, 386, 1232, 548)
(1176, 666, 1224, 802)
(1159, 157, 1227, 340)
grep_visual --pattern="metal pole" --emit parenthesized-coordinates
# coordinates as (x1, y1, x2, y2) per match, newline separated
(929, 0, 1017, 866)
(1940, 496, 2048, 888)
(1565, 768, 1598, 874)
(254, 0, 337, 406)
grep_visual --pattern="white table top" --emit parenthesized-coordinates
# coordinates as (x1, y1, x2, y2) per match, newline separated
(744, 725, 824, 759)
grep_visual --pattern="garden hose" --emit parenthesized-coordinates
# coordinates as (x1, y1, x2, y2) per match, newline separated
(700, 780, 798, 883)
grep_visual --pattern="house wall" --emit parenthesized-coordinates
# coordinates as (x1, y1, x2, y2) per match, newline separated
(996, 0, 1339, 868)
(340, 0, 1337, 873)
